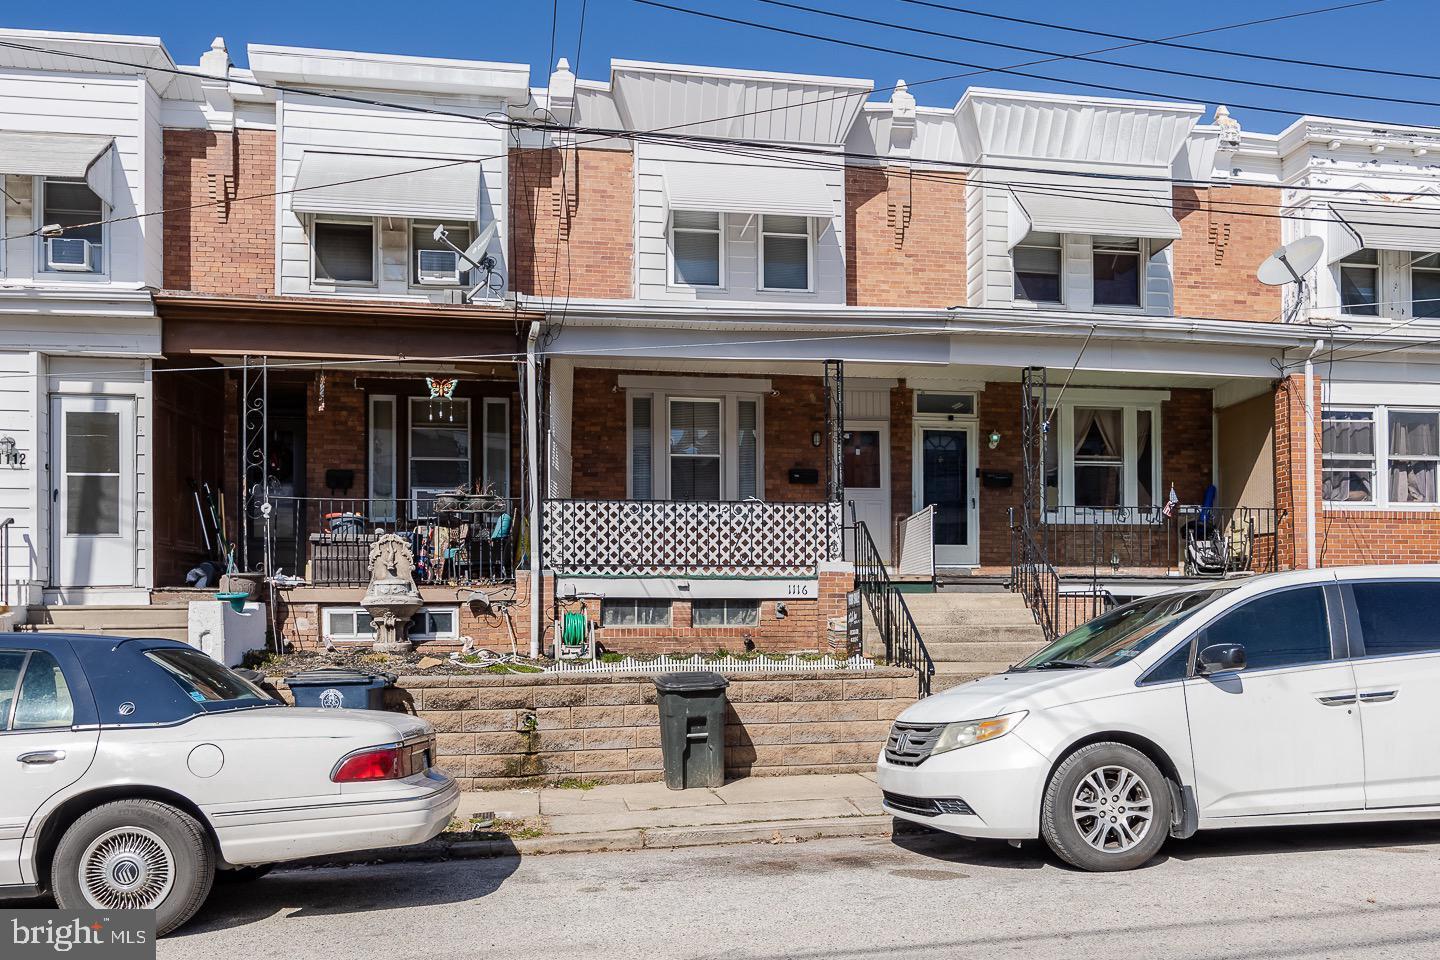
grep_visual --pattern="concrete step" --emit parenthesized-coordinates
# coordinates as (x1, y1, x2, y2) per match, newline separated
(904, 592, 1028, 611)
(916, 622, 1045, 645)
(26, 605, 189, 628)
(908, 607, 1040, 628)
(925, 640, 1046, 663)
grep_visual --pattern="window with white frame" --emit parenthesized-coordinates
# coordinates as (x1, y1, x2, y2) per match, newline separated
(324, 606, 458, 641)
(628, 385, 764, 501)
(409, 397, 470, 511)
(1323, 406, 1440, 505)
(1413, 253, 1440, 319)
(1044, 401, 1161, 509)
(1338, 249, 1380, 316)
(760, 215, 811, 291)
(1092, 236, 1143, 307)
(481, 397, 510, 497)
(313, 219, 376, 285)
(600, 599, 672, 628)
(692, 599, 761, 627)
(670, 211, 723, 287)
(411, 222, 473, 286)
(39, 178, 104, 274)
(1012, 232, 1062, 303)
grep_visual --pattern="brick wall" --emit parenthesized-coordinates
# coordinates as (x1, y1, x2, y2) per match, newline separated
(163, 129, 276, 294)
(510, 147, 633, 299)
(845, 166, 967, 307)
(1172, 185, 1281, 323)
(282, 669, 916, 788)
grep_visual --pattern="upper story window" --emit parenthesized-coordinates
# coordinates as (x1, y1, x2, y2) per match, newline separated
(670, 211, 723, 287)
(1338, 249, 1380, 316)
(1413, 253, 1440, 319)
(1323, 405, 1440, 506)
(1013, 232, 1062, 303)
(39, 178, 105, 275)
(313, 220, 376, 286)
(1044, 400, 1160, 510)
(1093, 236, 1142, 307)
(760, 215, 811, 291)
(411, 223, 473, 287)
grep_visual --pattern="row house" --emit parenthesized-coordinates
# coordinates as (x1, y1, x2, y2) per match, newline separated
(7, 29, 1440, 679)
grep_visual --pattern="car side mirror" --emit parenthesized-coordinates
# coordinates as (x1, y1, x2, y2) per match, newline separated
(1196, 643, 1246, 676)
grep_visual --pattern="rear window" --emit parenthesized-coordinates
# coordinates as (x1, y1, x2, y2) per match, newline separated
(1352, 581, 1440, 657)
(144, 649, 269, 705)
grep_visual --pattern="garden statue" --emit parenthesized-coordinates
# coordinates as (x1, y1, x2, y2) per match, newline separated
(362, 534, 423, 652)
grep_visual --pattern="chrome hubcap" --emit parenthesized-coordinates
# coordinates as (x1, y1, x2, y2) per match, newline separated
(1072, 765, 1153, 854)
(79, 827, 175, 910)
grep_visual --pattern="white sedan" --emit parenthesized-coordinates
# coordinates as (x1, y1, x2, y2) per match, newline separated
(0, 634, 458, 935)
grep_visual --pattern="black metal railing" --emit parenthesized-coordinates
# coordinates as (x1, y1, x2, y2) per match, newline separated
(0, 517, 12, 610)
(265, 496, 519, 587)
(1035, 505, 1283, 577)
(852, 511, 934, 697)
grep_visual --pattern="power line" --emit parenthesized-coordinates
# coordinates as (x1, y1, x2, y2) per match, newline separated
(894, 0, 1437, 85)
(751, 0, 1438, 111)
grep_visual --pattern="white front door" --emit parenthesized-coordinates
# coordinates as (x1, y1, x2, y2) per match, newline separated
(843, 422, 891, 561)
(50, 395, 136, 589)
(1184, 584, 1365, 819)
(915, 425, 978, 566)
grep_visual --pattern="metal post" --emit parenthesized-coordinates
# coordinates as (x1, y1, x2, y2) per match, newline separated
(239, 356, 269, 574)
(526, 322, 543, 659)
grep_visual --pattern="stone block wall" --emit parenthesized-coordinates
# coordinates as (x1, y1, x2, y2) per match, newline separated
(275, 669, 916, 789)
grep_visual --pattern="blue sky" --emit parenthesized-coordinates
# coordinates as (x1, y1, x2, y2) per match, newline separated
(4, 0, 1434, 133)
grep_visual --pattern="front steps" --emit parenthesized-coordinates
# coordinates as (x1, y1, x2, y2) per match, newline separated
(19, 604, 189, 643)
(906, 591, 1048, 693)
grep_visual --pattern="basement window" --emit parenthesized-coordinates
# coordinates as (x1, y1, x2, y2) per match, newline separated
(692, 599, 761, 627)
(600, 599, 673, 628)
(324, 606, 458, 641)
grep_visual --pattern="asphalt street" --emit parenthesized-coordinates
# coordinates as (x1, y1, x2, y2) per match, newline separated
(159, 823, 1440, 960)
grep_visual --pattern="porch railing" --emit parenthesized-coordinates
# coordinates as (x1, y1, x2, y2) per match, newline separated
(851, 510, 934, 698)
(265, 496, 519, 587)
(0, 517, 12, 610)
(1036, 504, 1283, 577)
(542, 499, 844, 577)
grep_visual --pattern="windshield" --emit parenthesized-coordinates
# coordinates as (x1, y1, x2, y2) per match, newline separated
(145, 648, 272, 706)
(1013, 587, 1235, 671)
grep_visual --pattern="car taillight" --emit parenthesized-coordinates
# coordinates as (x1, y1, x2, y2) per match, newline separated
(332, 746, 402, 782)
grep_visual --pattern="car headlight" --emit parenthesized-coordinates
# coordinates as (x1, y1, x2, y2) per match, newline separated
(931, 711, 1028, 756)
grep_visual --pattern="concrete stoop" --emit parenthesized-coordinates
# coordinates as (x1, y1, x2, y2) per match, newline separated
(904, 592, 1047, 693)
(19, 604, 190, 643)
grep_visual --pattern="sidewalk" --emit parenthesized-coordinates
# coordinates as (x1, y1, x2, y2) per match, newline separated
(449, 772, 895, 855)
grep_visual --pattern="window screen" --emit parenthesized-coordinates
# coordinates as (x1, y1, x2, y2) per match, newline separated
(314, 221, 375, 283)
(1352, 581, 1440, 657)
(672, 211, 721, 286)
(631, 395, 654, 499)
(1201, 587, 1332, 671)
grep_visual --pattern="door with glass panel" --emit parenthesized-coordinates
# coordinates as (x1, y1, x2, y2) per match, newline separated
(843, 423, 890, 562)
(50, 396, 135, 588)
(916, 426, 977, 566)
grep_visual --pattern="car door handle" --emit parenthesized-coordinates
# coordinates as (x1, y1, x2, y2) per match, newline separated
(17, 750, 65, 765)
(1317, 694, 1358, 706)
(1359, 690, 1399, 703)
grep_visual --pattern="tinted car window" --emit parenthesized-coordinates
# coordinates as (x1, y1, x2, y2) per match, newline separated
(0, 651, 27, 729)
(1201, 586, 1332, 671)
(12, 651, 75, 729)
(145, 648, 269, 704)
(1352, 581, 1440, 657)
(1142, 641, 1192, 684)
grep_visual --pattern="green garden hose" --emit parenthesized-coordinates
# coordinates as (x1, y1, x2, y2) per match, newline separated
(560, 611, 588, 653)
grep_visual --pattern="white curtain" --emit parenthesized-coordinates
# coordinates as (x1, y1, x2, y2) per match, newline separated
(1390, 412, 1438, 503)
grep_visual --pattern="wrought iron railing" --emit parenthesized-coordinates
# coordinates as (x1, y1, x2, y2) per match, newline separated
(542, 499, 844, 577)
(851, 511, 934, 698)
(266, 496, 519, 587)
(0, 517, 13, 610)
(1009, 507, 1062, 643)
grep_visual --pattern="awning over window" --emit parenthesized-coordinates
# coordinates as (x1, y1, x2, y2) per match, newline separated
(1003, 170, 1181, 251)
(1326, 202, 1440, 262)
(290, 151, 482, 221)
(662, 161, 834, 218)
(0, 132, 117, 207)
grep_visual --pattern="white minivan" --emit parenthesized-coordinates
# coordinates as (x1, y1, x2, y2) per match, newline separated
(877, 565, 1440, 871)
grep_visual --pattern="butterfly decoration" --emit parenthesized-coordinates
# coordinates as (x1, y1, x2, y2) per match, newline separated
(426, 376, 459, 400)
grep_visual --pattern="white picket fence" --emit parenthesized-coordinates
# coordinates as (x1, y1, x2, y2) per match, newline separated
(545, 653, 875, 676)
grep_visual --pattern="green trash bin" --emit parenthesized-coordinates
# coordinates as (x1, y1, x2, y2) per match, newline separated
(654, 671, 729, 790)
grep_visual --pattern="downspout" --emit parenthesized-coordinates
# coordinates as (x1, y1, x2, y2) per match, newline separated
(526, 321, 543, 659)
(1304, 338, 1324, 570)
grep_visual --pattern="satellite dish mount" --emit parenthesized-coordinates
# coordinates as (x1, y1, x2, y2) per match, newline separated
(433, 222, 501, 303)
(1256, 235, 1325, 324)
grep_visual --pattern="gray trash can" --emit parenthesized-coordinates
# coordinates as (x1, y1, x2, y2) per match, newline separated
(654, 671, 729, 790)
(285, 667, 395, 710)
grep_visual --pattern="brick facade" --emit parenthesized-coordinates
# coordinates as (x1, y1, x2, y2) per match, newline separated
(509, 147, 634, 299)
(1171, 185, 1282, 323)
(845, 166, 967, 307)
(162, 128, 276, 294)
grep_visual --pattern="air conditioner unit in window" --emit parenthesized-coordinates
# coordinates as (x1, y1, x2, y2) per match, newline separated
(417, 248, 460, 285)
(46, 237, 93, 272)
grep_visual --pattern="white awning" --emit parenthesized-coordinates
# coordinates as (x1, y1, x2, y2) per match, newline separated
(1327, 202, 1440, 261)
(290, 151, 482, 221)
(662, 161, 834, 218)
(1003, 170, 1181, 251)
(0, 132, 117, 206)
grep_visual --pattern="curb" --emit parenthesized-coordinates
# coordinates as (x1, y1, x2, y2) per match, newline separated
(282, 815, 922, 869)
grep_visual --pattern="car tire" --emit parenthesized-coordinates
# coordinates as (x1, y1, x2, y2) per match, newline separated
(215, 864, 274, 884)
(1040, 742, 1172, 872)
(51, 799, 215, 937)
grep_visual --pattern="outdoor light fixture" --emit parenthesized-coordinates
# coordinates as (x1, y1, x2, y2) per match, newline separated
(811, 431, 822, 447)
(988, 431, 1002, 449)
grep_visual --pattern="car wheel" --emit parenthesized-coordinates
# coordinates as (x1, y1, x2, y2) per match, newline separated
(51, 799, 215, 937)
(215, 864, 274, 884)
(1040, 742, 1172, 872)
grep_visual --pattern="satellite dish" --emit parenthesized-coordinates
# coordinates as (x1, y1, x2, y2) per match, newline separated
(1257, 236, 1325, 286)
(461, 220, 498, 265)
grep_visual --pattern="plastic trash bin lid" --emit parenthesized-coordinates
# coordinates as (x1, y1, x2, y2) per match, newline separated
(285, 667, 396, 686)
(652, 671, 730, 693)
